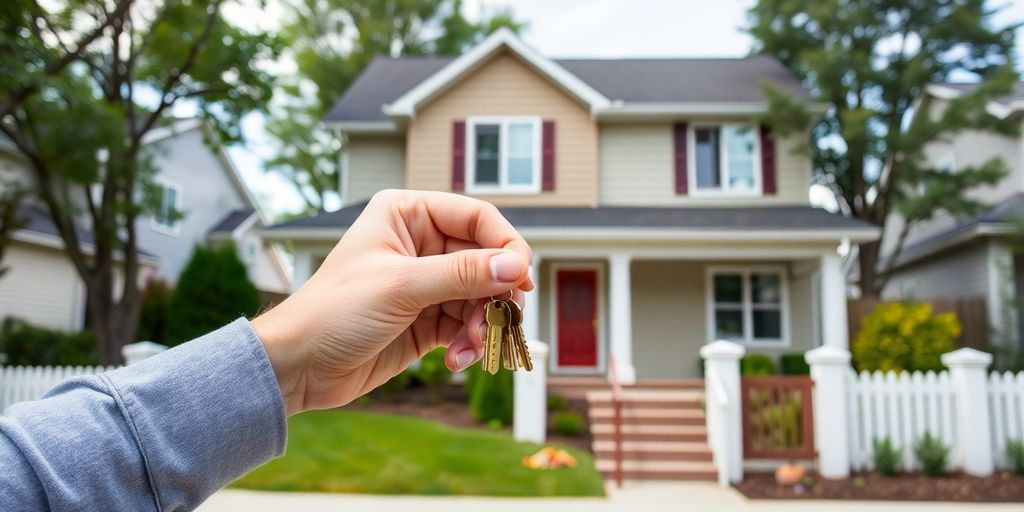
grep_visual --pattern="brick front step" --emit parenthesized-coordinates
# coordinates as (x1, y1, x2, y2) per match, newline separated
(595, 459, 717, 481)
(592, 440, 713, 461)
(585, 389, 705, 409)
(588, 407, 705, 426)
(590, 423, 709, 443)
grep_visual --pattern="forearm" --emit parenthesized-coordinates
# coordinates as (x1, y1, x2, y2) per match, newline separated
(0, 319, 286, 511)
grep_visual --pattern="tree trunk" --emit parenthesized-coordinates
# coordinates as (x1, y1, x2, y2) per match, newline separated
(858, 239, 882, 299)
(86, 275, 141, 366)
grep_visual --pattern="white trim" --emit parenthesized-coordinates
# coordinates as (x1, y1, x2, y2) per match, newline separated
(688, 123, 763, 197)
(140, 118, 203, 145)
(704, 265, 791, 348)
(594, 101, 830, 118)
(150, 177, 183, 236)
(548, 262, 607, 375)
(465, 116, 542, 195)
(383, 28, 609, 118)
(324, 120, 399, 133)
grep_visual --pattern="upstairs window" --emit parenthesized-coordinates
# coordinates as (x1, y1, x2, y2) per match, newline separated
(151, 179, 182, 235)
(690, 124, 760, 195)
(467, 117, 540, 194)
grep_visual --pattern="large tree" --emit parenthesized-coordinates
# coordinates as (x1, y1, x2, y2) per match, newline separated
(0, 0, 278, 363)
(265, 0, 522, 212)
(749, 0, 1019, 297)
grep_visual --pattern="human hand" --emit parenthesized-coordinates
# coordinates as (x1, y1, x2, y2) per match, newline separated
(251, 190, 534, 416)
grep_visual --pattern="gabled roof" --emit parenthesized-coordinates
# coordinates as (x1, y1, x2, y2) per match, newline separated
(325, 30, 820, 131)
(207, 208, 257, 236)
(926, 82, 1024, 119)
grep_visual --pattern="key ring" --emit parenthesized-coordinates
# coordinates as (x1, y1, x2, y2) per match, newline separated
(490, 290, 513, 302)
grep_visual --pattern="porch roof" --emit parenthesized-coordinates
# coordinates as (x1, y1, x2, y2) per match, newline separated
(264, 203, 878, 242)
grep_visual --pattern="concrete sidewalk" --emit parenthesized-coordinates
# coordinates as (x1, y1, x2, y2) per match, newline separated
(197, 482, 1023, 512)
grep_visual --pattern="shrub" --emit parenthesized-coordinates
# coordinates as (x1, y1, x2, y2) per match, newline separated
(547, 393, 568, 412)
(741, 354, 776, 376)
(375, 370, 411, 402)
(1007, 439, 1024, 475)
(0, 318, 96, 366)
(414, 348, 451, 403)
(136, 279, 172, 344)
(854, 302, 959, 372)
(780, 353, 811, 375)
(166, 243, 261, 345)
(470, 366, 513, 425)
(913, 431, 950, 477)
(552, 411, 584, 437)
(872, 437, 901, 476)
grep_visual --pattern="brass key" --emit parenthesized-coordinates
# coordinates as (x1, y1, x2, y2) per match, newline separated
(483, 300, 508, 375)
(506, 299, 533, 371)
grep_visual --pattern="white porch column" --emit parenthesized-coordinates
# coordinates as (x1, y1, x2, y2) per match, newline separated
(806, 345, 851, 479)
(608, 253, 636, 385)
(942, 348, 994, 476)
(523, 258, 541, 342)
(514, 341, 550, 443)
(700, 340, 745, 486)
(820, 252, 849, 349)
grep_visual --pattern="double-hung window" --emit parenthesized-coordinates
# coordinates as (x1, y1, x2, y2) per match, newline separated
(151, 179, 182, 235)
(691, 124, 760, 195)
(467, 117, 541, 194)
(708, 267, 787, 345)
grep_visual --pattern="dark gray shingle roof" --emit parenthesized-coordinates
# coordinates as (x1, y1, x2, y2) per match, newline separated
(208, 208, 256, 235)
(325, 54, 814, 123)
(895, 192, 1024, 264)
(269, 203, 873, 232)
(16, 202, 157, 257)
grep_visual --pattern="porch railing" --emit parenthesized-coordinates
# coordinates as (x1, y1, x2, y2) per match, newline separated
(608, 354, 624, 488)
(740, 376, 816, 459)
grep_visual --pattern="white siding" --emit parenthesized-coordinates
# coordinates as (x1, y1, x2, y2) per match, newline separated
(597, 122, 811, 206)
(344, 135, 406, 205)
(236, 227, 290, 294)
(883, 242, 992, 301)
(0, 242, 83, 331)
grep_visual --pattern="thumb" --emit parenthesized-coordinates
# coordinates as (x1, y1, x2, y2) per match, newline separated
(408, 249, 528, 306)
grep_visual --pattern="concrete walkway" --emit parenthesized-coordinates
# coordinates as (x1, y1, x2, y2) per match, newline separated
(197, 482, 1022, 512)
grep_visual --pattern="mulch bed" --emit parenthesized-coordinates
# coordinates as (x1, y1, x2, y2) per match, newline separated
(735, 470, 1024, 502)
(343, 383, 593, 452)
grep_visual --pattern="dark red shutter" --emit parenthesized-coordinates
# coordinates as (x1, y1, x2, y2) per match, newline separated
(542, 120, 555, 191)
(451, 121, 466, 191)
(673, 122, 688, 195)
(760, 124, 776, 195)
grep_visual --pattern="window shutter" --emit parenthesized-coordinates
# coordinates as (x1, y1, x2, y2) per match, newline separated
(542, 120, 555, 191)
(452, 120, 466, 191)
(673, 122, 688, 195)
(760, 124, 776, 195)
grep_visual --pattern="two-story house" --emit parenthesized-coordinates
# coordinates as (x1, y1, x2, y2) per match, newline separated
(265, 30, 876, 385)
(882, 82, 1024, 348)
(0, 118, 291, 332)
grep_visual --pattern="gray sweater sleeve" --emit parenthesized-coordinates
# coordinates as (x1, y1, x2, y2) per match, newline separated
(0, 318, 287, 511)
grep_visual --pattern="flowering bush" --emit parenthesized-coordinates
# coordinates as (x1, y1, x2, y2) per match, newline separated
(853, 302, 959, 372)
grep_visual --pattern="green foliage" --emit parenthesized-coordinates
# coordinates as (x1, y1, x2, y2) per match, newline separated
(166, 244, 261, 345)
(0, 179, 28, 279)
(1006, 439, 1024, 475)
(872, 437, 901, 476)
(413, 348, 452, 403)
(0, 318, 96, 366)
(136, 279, 172, 345)
(547, 393, 568, 412)
(741, 354, 776, 376)
(780, 353, 810, 375)
(265, 0, 524, 212)
(749, 0, 1018, 297)
(375, 370, 412, 403)
(470, 366, 514, 425)
(552, 411, 584, 437)
(463, 362, 481, 402)
(853, 302, 959, 372)
(987, 344, 1024, 373)
(913, 432, 950, 477)
(748, 391, 803, 448)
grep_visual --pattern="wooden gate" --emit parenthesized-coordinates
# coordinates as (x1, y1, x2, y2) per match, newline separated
(741, 376, 816, 459)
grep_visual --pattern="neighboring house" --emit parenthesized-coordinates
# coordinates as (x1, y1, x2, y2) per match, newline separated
(0, 119, 291, 331)
(265, 29, 877, 385)
(881, 82, 1024, 347)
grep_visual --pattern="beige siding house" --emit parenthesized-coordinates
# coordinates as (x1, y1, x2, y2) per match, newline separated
(265, 30, 876, 382)
(882, 83, 1024, 346)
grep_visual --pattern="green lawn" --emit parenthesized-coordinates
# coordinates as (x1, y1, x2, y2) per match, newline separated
(231, 410, 606, 497)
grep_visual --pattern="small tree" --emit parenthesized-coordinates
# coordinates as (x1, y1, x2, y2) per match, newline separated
(166, 244, 260, 345)
(136, 279, 172, 345)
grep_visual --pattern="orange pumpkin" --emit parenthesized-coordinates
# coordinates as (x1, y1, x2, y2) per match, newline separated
(775, 462, 806, 486)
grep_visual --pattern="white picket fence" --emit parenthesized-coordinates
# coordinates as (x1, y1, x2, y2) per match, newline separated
(0, 365, 117, 413)
(847, 368, 1024, 472)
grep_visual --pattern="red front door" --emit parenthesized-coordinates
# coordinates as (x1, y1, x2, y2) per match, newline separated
(556, 269, 599, 368)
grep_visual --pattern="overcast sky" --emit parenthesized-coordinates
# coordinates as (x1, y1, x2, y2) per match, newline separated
(227, 0, 1024, 218)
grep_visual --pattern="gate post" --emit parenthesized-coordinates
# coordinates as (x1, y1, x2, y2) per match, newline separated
(941, 348, 993, 476)
(701, 340, 744, 485)
(805, 346, 851, 479)
(514, 340, 549, 443)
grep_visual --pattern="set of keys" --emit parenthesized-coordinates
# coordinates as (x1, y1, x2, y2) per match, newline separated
(482, 295, 533, 374)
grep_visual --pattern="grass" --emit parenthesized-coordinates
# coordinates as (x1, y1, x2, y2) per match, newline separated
(231, 410, 606, 497)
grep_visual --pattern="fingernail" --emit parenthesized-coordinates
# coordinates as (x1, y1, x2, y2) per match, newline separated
(489, 252, 523, 283)
(456, 349, 476, 371)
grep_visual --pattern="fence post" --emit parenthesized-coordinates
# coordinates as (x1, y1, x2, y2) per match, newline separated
(514, 340, 549, 443)
(700, 340, 745, 485)
(941, 347, 993, 476)
(121, 341, 168, 366)
(805, 345, 851, 479)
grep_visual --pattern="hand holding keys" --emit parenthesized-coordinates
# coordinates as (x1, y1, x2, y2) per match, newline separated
(482, 294, 532, 374)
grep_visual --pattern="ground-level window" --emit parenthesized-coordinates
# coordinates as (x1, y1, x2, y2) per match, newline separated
(691, 124, 760, 195)
(467, 117, 540, 194)
(151, 179, 182, 235)
(709, 268, 786, 344)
